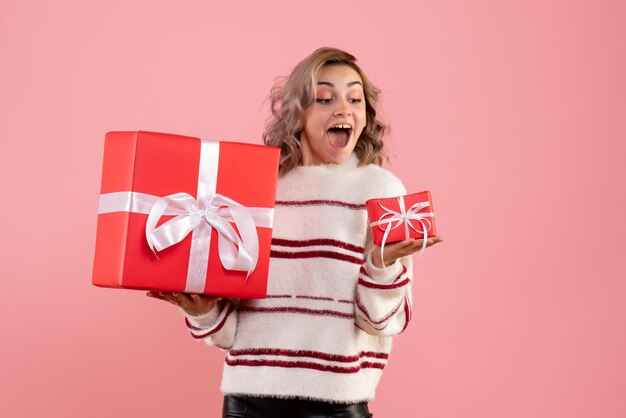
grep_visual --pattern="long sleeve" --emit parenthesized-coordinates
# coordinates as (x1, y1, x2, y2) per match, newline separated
(354, 232, 413, 336)
(182, 298, 239, 350)
(354, 167, 414, 336)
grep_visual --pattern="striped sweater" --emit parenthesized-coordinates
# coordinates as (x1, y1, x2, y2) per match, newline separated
(183, 152, 413, 403)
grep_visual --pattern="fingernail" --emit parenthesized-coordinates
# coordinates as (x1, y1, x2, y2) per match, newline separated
(172, 292, 179, 297)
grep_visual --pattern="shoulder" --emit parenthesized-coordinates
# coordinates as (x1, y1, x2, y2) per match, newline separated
(354, 163, 407, 200)
(274, 153, 407, 202)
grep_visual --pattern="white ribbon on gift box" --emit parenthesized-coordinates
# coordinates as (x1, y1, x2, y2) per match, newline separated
(369, 196, 435, 268)
(97, 140, 274, 293)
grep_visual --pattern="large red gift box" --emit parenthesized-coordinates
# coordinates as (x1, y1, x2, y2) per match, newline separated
(366, 191, 437, 253)
(92, 131, 280, 298)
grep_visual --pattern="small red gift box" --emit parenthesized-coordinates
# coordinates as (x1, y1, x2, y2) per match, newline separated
(366, 191, 437, 254)
(92, 131, 280, 298)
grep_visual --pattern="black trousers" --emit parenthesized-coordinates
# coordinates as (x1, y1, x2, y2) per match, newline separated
(222, 395, 374, 418)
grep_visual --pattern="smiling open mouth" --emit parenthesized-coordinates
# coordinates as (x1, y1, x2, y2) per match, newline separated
(327, 125, 352, 147)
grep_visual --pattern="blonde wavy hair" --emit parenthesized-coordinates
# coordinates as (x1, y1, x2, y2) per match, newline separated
(262, 47, 389, 175)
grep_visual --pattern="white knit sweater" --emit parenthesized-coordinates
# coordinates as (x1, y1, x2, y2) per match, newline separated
(184, 153, 413, 403)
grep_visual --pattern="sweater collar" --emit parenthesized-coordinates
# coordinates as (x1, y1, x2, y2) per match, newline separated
(294, 152, 360, 172)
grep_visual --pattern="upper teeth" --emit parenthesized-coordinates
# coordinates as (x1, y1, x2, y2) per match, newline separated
(332, 124, 351, 129)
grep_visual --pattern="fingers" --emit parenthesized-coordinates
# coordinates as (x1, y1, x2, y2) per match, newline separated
(413, 237, 444, 250)
(173, 292, 194, 305)
(390, 236, 443, 250)
(385, 240, 416, 252)
(146, 291, 218, 314)
(384, 236, 445, 259)
(406, 236, 444, 253)
(418, 236, 444, 248)
(146, 291, 168, 301)
(146, 291, 187, 308)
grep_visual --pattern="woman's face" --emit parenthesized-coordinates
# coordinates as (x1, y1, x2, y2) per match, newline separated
(299, 64, 367, 165)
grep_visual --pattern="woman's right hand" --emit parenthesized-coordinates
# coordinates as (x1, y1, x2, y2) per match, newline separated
(146, 291, 220, 316)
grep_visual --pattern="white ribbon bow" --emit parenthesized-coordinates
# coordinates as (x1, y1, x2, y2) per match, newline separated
(369, 196, 435, 268)
(145, 192, 260, 278)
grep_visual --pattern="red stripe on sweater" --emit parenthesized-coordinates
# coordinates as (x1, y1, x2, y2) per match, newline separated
(359, 265, 407, 282)
(356, 314, 389, 331)
(360, 361, 387, 370)
(228, 348, 389, 362)
(295, 295, 334, 301)
(265, 295, 354, 304)
(355, 293, 403, 325)
(225, 358, 385, 374)
(189, 303, 235, 339)
(239, 306, 354, 319)
(393, 265, 409, 282)
(267, 294, 351, 303)
(401, 297, 411, 333)
(361, 351, 390, 359)
(185, 299, 229, 331)
(272, 238, 364, 254)
(358, 277, 411, 290)
(185, 317, 204, 331)
(275, 200, 366, 210)
(271, 250, 363, 265)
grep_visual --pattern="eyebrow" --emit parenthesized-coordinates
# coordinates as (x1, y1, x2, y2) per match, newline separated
(317, 81, 363, 88)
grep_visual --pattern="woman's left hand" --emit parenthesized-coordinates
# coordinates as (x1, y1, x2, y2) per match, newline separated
(371, 236, 444, 268)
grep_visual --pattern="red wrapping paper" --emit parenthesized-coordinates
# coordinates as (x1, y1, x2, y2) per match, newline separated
(92, 131, 280, 298)
(366, 191, 437, 246)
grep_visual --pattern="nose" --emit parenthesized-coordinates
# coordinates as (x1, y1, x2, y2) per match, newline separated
(333, 98, 352, 116)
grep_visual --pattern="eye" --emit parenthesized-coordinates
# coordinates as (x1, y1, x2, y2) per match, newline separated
(316, 98, 333, 104)
(349, 98, 363, 104)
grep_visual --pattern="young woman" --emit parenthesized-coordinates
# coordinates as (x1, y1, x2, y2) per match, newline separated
(148, 47, 444, 418)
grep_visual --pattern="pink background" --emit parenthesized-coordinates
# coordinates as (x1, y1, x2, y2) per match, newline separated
(1, 1, 625, 417)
